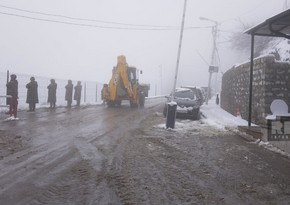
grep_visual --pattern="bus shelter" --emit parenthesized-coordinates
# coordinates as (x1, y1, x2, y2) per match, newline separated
(245, 9, 290, 127)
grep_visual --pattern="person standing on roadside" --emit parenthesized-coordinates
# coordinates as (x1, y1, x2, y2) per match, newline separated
(65, 80, 73, 108)
(216, 94, 220, 105)
(6, 74, 18, 117)
(101, 84, 109, 105)
(74, 81, 82, 106)
(26, 77, 39, 112)
(47, 79, 57, 109)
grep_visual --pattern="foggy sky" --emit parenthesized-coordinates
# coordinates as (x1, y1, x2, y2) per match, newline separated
(0, 0, 287, 95)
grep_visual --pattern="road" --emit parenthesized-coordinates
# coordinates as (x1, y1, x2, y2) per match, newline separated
(0, 98, 289, 205)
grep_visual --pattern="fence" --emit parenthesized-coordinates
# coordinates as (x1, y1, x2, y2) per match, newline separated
(0, 71, 104, 111)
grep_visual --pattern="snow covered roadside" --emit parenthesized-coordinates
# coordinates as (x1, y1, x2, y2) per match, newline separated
(156, 98, 249, 131)
(201, 101, 290, 157)
(157, 98, 290, 158)
(200, 101, 249, 130)
(255, 140, 290, 158)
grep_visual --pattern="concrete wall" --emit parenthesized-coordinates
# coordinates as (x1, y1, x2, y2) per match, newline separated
(221, 55, 290, 126)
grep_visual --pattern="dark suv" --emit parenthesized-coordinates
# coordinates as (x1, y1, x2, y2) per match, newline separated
(163, 88, 201, 120)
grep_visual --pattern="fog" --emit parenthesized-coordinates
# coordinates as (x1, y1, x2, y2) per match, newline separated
(0, 0, 286, 95)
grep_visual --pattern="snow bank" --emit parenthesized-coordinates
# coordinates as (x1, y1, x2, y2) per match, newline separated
(157, 98, 290, 158)
(201, 99, 249, 130)
(156, 98, 250, 132)
(254, 139, 290, 158)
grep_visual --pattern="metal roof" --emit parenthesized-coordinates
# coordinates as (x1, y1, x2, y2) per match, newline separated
(245, 9, 290, 39)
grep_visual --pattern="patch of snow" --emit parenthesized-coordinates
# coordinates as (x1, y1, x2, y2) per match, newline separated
(175, 97, 192, 101)
(254, 139, 290, 158)
(158, 97, 290, 158)
(154, 112, 163, 117)
(4, 116, 20, 121)
(261, 38, 290, 62)
(201, 98, 250, 129)
(167, 101, 177, 106)
(147, 95, 166, 99)
(233, 54, 276, 68)
(177, 106, 193, 112)
(157, 98, 250, 132)
(175, 88, 191, 92)
(157, 123, 166, 129)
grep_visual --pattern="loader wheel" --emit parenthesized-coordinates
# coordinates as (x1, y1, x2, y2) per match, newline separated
(107, 101, 115, 107)
(130, 101, 138, 108)
(116, 100, 122, 107)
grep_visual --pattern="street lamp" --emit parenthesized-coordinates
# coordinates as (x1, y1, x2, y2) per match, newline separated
(199, 16, 219, 104)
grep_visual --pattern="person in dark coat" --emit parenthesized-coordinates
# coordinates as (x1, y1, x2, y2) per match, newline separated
(26, 76, 39, 112)
(65, 80, 73, 108)
(47, 79, 57, 109)
(216, 94, 220, 105)
(74, 81, 82, 106)
(6, 74, 18, 117)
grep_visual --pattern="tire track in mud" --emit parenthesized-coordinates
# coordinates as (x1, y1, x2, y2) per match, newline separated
(0, 100, 164, 204)
(119, 135, 216, 204)
(148, 130, 255, 204)
(90, 103, 165, 205)
(105, 110, 290, 205)
(29, 160, 100, 205)
(50, 103, 164, 205)
(0, 105, 123, 204)
(0, 139, 118, 204)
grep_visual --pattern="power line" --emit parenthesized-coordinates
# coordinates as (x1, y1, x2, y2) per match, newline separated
(220, 0, 270, 24)
(0, 4, 177, 28)
(0, 11, 168, 30)
(195, 50, 209, 66)
(0, 10, 212, 31)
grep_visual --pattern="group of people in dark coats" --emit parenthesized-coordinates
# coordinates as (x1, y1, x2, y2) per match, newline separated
(64, 80, 82, 108)
(6, 74, 83, 115)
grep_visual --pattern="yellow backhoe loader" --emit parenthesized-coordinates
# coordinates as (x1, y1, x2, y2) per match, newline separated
(102, 55, 150, 108)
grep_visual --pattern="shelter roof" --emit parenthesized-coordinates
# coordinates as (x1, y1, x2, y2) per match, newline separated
(245, 9, 290, 39)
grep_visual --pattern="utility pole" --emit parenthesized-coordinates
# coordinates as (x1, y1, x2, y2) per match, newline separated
(172, 0, 187, 97)
(199, 17, 219, 104)
(208, 22, 219, 104)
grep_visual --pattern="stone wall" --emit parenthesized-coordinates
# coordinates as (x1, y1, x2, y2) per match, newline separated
(221, 55, 290, 126)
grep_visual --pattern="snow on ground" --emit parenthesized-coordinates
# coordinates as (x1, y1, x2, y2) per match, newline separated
(157, 98, 249, 132)
(156, 97, 290, 158)
(200, 99, 249, 129)
(254, 139, 290, 158)
(261, 38, 290, 62)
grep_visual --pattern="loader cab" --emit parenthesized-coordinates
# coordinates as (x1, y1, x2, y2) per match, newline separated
(127, 66, 137, 86)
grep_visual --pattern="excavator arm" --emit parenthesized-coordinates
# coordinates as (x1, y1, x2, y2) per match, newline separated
(104, 55, 136, 105)
(102, 55, 149, 107)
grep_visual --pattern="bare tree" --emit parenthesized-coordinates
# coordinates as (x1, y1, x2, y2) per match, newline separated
(229, 19, 274, 58)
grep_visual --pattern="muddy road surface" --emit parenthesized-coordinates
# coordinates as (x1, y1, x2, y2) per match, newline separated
(0, 98, 290, 205)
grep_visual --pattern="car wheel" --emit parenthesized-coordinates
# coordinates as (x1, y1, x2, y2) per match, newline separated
(130, 100, 138, 108)
(191, 109, 200, 120)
